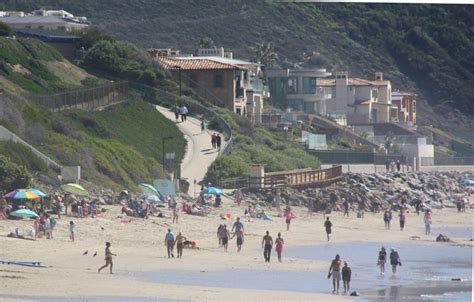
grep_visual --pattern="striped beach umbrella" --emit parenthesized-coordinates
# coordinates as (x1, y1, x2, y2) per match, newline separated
(3, 189, 41, 200)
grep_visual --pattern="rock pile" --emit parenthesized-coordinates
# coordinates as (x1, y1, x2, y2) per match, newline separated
(242, 171, 470, 211)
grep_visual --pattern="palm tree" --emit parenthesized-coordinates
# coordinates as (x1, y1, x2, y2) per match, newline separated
(197, 37, 216, 49)
(253, 42, 278, 81)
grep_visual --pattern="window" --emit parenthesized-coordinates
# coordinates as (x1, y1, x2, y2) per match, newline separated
(214, 74, 224, 87)
(287, 77, 298, 94)
(303, 77, 317, 94)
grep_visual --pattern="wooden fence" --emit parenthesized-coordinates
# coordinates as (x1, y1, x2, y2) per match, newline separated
(219, 165, 343, 189)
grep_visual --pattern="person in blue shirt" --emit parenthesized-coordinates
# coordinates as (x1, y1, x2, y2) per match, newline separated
(232, 217, 244, 233)
(164, 229, 175, 258)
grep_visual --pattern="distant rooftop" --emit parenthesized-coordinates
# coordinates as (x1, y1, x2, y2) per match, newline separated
(317, 78, 390, 87)
(155, 57, 244, 71)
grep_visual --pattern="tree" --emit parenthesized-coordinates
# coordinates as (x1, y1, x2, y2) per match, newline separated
(0, 155, 32, 193)
(253, 42, 278, 81)
(0, 21, 13, 37)
(76, 28, 113, 49)
(197, 37, 216, 49)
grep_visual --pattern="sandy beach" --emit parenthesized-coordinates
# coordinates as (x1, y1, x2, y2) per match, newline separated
(0, 194, 472, 302)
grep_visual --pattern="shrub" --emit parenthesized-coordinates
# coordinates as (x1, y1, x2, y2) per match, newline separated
(0, 155, 32, 193)
(205, 155, 250, 184)
(0, 22, 12, 37)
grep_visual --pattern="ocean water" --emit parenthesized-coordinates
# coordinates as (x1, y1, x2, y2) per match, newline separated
(0, 295, 185, 302)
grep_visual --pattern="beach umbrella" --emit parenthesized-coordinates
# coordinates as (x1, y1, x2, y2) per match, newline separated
(139, 184, 161, 196)
(28, 188, 47, 198)
(201, 187, 223, 195)
(10, 209, 39, 218)
(3, 189, 41, 200)
(61, 183, 88, 196)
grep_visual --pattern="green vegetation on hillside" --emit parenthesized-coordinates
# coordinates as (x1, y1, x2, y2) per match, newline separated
(205, 107, 320, 183)
(0, 141, 48, 172)
(5, 1, 472, 119)
(0, 154, 31, 193)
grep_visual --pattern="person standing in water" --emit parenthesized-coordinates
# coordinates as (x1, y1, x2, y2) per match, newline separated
(390, 248, 401, 275)
(324, 217, 333, 241)
(98, 242, 116, 274)
(275, 232, 284, 263)
(328, 254, 342, 294)
(341, 262, 352, 295)
(261, 231, 273, 262)
(175, 232, 186, 259)
(378, 247, 387, 275)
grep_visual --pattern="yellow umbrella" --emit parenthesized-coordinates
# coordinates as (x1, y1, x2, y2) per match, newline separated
(60, 183, 88, 196)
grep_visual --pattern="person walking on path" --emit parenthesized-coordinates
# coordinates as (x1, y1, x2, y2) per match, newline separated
(328, 254, 342, 294)
(175, 232, 186, 259)
(211, 133, 217, 149)
(216, 134, 222, 151)
(69, 221, 75, 242)
(399, 210, 406, 231)
(262, 231, 273, 263)
(341, 262, 352, 295)
(285, 208, 294, 231)
(200, 119, 205, 134)
(98, 242, 116, 274)
(390, 248, 401, 275)
(377, 247, 387, 275)
(384, 210, 392, 230)
(220, 224, 230, 252)
(275, 232, 284, 262)
(165, 229, 175, 258)
(424, 210, 432, 235)
(179, 104, 188, 122)
(324, 217, 333, 241)
(174, 104, 180, 122)
(343, 198, 349, 217)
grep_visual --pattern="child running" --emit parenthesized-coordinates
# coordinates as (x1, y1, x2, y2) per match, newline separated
(69, 221, 75, 241)
(98, 242, 116, 274)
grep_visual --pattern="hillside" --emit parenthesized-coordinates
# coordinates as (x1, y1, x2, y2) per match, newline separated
(0, 38, 186, 190)
(2, 1, 473, 126)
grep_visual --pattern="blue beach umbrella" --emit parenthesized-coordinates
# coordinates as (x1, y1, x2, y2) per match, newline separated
(10, 209, 39, 218)
(201, 187, 223, 195)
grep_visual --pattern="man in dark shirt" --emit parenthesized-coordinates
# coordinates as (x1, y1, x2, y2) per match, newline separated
(261, 231, 273, 262)
(324, 217, 333, 241)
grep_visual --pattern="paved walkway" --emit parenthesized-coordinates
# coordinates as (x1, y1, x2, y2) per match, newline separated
(155, 105, 220, 187)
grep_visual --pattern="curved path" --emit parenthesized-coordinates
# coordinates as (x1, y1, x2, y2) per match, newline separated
(155, 105, 220, 187)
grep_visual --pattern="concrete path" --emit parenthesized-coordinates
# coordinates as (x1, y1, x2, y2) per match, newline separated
(155, 105, 220, 187)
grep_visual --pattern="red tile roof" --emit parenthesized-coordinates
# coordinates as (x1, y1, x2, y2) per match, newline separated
(317, 78, 390, 87)
(154, 57, 241, 71)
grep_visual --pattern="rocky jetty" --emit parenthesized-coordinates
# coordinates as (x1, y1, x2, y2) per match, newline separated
(242, 171, 470, 211)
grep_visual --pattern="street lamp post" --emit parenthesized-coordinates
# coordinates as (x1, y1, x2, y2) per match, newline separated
(173, 65, 182, 96)
(162, 136, 173, 175)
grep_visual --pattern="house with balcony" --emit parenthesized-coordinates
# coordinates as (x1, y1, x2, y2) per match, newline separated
(267, 69, 333, 115)
(0, 9, 88, 32)
(150, 48, 268, 122)
(391, 91, 417, 125)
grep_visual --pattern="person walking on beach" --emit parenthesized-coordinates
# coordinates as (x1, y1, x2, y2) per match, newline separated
(343, 198, 349, 217)
(174, 104, 180, 122)
(231, 228, 244, 252)
(234, 188, 243, 206)
(69, 221, 75, 242)
(285, 208, 294, 231)
(98, 242, 116, 274)
(390, 248, 401, 275)
(324, 217, 333, 241)
(341, 262, 352, 295)
(172, 204, 179, 224)
(165, 229, 175, 258)
(179, 104, 188, 122)
(399, 210, 406, 231)
(217, 224, 224, 247)
(378, 247, 387, 275)
(220, 224, 230, 252)
(275, 232, 284, 263)
(175, 232, 186, 259)
(328, 254, 342, 294)
(396, 160, 401, 172)
(262, 231, 273, 262)
(384, 210, 392, 230)
(232, 217, 244, 233)
(424, 210, 432, 235)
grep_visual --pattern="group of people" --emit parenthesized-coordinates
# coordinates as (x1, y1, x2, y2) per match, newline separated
(211, 133, 222, 150)
(377, 247, 402, 275)
(385, 159, 402, 172)
(383, 207, 433, 234)
(173, 104, 188, 122)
